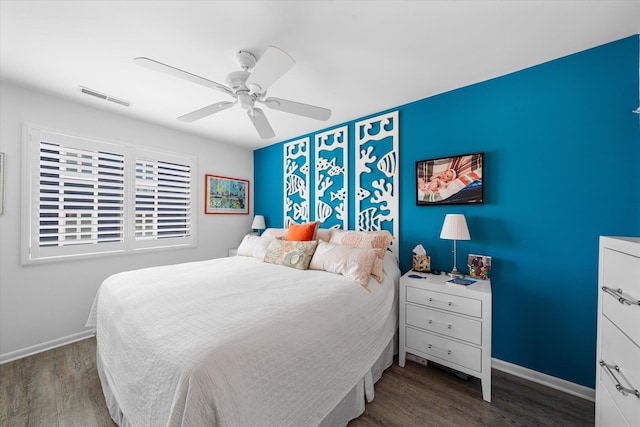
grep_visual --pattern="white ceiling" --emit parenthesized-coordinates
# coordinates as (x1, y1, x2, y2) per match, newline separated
(1, 1, 638, 150)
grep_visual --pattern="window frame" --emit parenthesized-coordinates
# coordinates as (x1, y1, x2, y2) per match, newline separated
(22, 124, 197, 264)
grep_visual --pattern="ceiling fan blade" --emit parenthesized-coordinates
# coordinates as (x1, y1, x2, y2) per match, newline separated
(177, 101, 235, 122)
(133, 57, 234, 97)
(245, 46, 295, 94)
(262, 97, 331, 121)
(247, 108, 275, 139)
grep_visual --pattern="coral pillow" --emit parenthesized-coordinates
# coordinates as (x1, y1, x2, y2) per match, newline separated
(264, 239, 318, 270)
(329, 230, 393, 283)
(309, 241, 377, 290)
(286, 221, 319, 241)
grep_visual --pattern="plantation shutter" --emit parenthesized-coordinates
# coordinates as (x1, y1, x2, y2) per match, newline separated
(29, 130, 128, 261)
(135, 158, 191, 242)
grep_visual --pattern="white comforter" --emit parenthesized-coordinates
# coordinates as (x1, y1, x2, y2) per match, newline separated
(86, 255, 398, 427)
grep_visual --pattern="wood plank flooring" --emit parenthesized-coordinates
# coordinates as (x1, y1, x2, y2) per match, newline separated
(1, 337, 594, 427)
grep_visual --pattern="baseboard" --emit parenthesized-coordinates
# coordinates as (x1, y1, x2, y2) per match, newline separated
(492, 358, 595, 402)
(0, 329, 95, 365)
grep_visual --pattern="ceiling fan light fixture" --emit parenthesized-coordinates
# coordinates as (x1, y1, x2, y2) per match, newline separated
(238, 93, 254, 110)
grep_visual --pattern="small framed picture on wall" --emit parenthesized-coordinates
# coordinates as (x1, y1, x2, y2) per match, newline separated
(416, 152, 484, 205)
(204, 174, 249, 214)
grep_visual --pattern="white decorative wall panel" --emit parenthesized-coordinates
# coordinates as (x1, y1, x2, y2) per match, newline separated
(355, 111, 399, 255)
(314, 126, 348, 230)
(283, 138, 310, 226)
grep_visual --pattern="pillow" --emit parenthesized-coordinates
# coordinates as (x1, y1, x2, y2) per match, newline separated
(263, 225, 334, 242)
(286, 221, 320, 241)
(329, 230, 394, 283)
(262, 228, 288, 239)
(264, 239, 318, 270)
(309, 241, 377, 290)
(315, 228, 335, 243)
(237, 234, 274, 260)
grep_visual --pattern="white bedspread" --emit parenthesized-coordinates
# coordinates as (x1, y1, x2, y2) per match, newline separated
(86, 255, 397, 426)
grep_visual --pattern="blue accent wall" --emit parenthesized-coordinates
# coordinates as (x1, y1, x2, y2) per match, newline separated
(254, 36, 640, 388)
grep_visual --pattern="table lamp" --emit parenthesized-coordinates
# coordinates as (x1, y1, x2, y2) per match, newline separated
(440, 214, 470, 278)
(251, 215, 266, 235)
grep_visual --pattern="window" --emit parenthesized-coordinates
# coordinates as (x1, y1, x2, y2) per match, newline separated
(134, 154, 192, 247)
(23, 125, 195, 263)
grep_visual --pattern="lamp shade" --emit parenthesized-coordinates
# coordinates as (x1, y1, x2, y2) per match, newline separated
(440, 214, 470, 240)
(251, 215, 266, 230)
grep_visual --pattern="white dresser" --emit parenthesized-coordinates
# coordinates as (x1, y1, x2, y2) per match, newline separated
(596, 236, 640, 427)
(398, 271, 492, 402)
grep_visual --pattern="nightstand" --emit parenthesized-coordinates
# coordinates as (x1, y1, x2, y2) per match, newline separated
(398, 271, 492, 402)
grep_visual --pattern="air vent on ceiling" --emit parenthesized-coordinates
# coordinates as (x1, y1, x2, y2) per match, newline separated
(79, 86, 132, 107)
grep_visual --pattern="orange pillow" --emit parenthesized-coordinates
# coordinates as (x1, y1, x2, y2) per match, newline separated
(286, 221, 319, 241)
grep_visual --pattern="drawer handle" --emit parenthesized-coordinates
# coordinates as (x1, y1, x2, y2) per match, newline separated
(428, 343, 451, 355)
(428, 297, 453, 306)
(599, 360, 640, 398)
(601, 286, 640, 307)
(428, 319, 452, 329)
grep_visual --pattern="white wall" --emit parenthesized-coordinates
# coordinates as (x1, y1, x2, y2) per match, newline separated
(0, 81, 254, 361)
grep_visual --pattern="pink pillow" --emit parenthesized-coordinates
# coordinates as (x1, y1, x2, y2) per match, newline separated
(329, 230, 393, 282)
(309, 241, 377, 290)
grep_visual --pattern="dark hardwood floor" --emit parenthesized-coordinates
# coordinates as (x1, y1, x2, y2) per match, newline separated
(1, 337, 594, 426)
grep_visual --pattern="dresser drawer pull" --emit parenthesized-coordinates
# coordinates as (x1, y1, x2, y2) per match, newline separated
(428, 297, 453, 306)
(428, 343, 451, 355)
(428, 319, 452, 329)
(602, 286, 640, 307)
(599, 360, 640, 398)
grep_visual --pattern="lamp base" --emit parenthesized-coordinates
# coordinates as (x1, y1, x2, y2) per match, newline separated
(448, 271, 465, 278)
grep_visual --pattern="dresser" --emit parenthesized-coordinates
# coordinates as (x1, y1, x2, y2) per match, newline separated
(596, 237, 640, 427)
(398, 271, 492, 402)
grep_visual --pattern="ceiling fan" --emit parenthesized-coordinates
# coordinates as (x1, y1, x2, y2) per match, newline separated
(133, 46, 331, 139)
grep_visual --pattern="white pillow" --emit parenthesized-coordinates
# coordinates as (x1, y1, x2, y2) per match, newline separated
(309, 241, 377, 290)
(237, 234, 274, 260)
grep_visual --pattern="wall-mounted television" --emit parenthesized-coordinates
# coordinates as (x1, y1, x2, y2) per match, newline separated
(416, 152, 484, 205)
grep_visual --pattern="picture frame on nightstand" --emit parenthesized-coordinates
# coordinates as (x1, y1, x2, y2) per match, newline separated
(468, 254, 491, 279)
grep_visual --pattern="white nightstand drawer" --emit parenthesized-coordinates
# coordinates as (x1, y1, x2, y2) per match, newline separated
(406, 326, 482, 372)
(406, 303, 482, 345)
(406, 286, 482, 318)
(601, 248, 640, 346)
(599, 317, 640, 425)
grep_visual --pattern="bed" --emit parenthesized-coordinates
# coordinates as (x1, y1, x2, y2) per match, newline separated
(86, 229, 400, 426)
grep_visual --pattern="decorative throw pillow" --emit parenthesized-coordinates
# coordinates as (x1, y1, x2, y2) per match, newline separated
(315, 228, 335, 243)
(309, 241, 377, 290)
(286, 221, 320, 241)
(264, 239, 318, 270)
(329, 230, 393, 282)
(262, 228, 288, 239)
(237, 234, 274, 260)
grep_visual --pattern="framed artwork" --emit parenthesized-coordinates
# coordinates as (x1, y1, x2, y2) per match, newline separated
(416, 152, 484, 205)
(204, 174, 249, 214)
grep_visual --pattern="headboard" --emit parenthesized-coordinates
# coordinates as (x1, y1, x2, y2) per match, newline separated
(283, 111, 399, 258)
